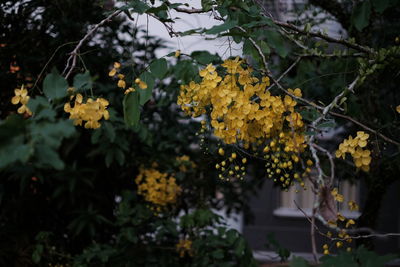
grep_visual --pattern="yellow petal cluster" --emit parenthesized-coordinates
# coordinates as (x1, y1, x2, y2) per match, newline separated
(64, 94, 110, 129)
(177, 57, 306, 151)
(176, 239, 193, 258)
(335, 131, 371, 172)
(178, 57, 309, 189)
(135, 167, 181, 207)
(331, 188, 344, 202)
(109, 62, 148, 94)
(11, 85, 32, 116)
(348, 200, 359, 211)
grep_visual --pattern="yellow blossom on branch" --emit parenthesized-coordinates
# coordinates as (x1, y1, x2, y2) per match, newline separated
(335, 131, 371, 172)
(11, 85, 32, 116)
(64, 94, 110, 129)
(135, 167, 181, 207)
(176, 239, 193, 257)
(135, 78, 148, 89)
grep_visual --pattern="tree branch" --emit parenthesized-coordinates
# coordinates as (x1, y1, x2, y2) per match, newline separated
(62, 10, 122, 79)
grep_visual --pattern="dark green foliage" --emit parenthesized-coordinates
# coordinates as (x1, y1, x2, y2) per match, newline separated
(0, 1, 260, 266)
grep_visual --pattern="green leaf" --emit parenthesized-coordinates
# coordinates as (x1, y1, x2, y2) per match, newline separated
(0, 115, 27, 144)
(103, 121, 116, 142)
(73, 71, 92, 90)
(180, 28, 203, 36)
(128, 0, 150, 14)
(149, 58, 168, 79)
(43, 69, 68, 100)
(259, 40, 271, 56)
(290, 256, 311, 267)
(212, 249, 224, 259)
(0, 136, 32, 169)
(356, 246, 397, 267)
(123, 91, 140, 127)
(138, 71, 155, 105)
(201, 0, 213, 11)
(27, 96, 50, 113)
(191, 51, 220, 65)
(30, 120, 75, 148)
(371, 0, 391, 13)
(32, 244, 43, 264)
(300, 108, 320, 121)
(146, 4, 168, 14)
(317, 120, 336, 129)
(265, 30, 288, 57)
(234, 238, 245, 257)
(320, 253, 358, 267)
(352, 1, 371, 31)
(35, 144, 65, 170)
(242, 17, 273, 28)
(243, 39, 269, 66)
(105, 150, 113, 167)
(206, 20, 238, 35)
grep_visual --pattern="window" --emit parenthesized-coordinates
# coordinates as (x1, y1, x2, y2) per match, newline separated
(273, 180, 360, 219)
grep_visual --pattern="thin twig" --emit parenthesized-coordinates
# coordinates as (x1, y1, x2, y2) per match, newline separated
(329, 111, 400, 146)
(62, 10, 122, 79)
(267, 57, 302, 91)
(174, 4, 374, 54)
(312, 143, 335, 185)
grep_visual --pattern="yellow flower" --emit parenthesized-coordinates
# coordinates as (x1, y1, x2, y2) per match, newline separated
(331, 188, 344, 202)
(135, 167, 181, 207)
(117, 79, 126, 89)
(11, 86, 28, 105)
(135, 78, 148, 89)
(64, 95, 109, 129)
(348, 201, 359, 211)
(337, 213, 345, 221)
(11, 85, 32, 115)
(336, 132, 371, 172)
(396, 105, 400, 113)
(345, 219, 355, 228)
(176, 239, 193, 257)
(108, 68, 117, 77)
(177, 57, 309, 185)
(114, 62, 121, 69)
(175, 50, 181, 57)
(124, 87, 135, 95)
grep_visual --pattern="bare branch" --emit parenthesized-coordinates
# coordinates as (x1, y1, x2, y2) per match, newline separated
(312, 143, 335, 185)
(329, 111, 400, 146)
(62, 10, 122, 79)
(173, 7, 205, 14)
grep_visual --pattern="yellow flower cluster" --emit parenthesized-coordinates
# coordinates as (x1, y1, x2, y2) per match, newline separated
(11, 85, 32, 116)
(331, 188, 344, 202)
(178, 57, 309, 188)
(64, 93, 109, 129)
(178, 57, 306, 149)
(109, 62, 147, 94)
(335, 131, 371, 172)
(176, 239, 193, 258)
(135, 167, 181, 207)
